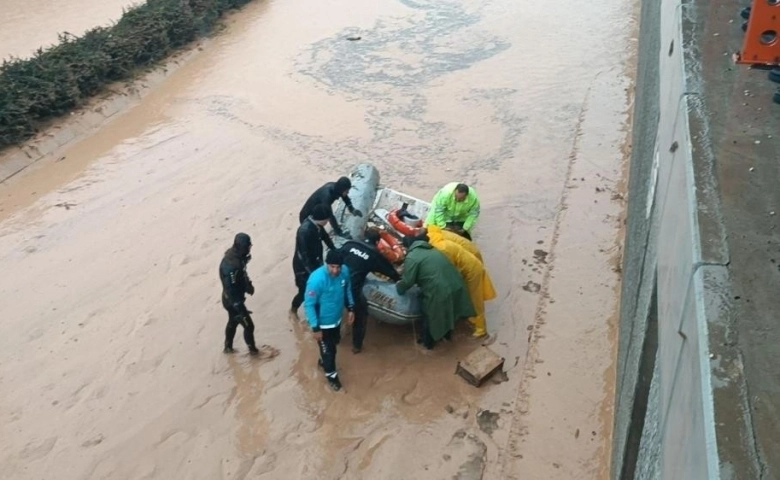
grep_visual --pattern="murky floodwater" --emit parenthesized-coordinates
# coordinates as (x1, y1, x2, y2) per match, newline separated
(0, 0, 137, 61)
(0, 0, 636, 478)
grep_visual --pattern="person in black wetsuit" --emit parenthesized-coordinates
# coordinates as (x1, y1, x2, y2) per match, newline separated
(298, 177, 363, 239)
(337, 228, 401, 353)
(291, 204, 334, 318)
(219, 233, 258, 355)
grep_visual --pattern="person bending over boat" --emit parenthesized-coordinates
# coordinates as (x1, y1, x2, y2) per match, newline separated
(299, 176, 363, 239)
(417, 229, 496, 339)
(424, 182, 480, 241)
(291, 205, 334, 319)
(396, 236, 476, 349)
(337, 228, 401, 353)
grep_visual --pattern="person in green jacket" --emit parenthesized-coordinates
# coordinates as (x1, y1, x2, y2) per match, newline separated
(396, 237, 477, 349)
(425, 182, 481, 240)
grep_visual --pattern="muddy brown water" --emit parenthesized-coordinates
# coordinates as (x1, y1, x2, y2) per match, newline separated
(0, 0, 137, 61)
(0, 0, 636, 478)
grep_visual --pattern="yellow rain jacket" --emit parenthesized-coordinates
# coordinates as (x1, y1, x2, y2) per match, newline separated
(425, 233, 497, 337)
(427, 225, 483, 263)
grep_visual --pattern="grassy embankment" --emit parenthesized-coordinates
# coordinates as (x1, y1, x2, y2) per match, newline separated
(0, 0, 254, 149)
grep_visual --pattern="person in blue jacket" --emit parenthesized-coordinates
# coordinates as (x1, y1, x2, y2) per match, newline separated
(305, 250, 355, 391)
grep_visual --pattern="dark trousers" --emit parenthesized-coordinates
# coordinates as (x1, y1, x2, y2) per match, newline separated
(292, 272, 310, 310)
(224, 304, 256, 349)
(319, 327, 342, 377)
(445, 222, 472, 241)
(417, 313, 435, 349)
(352, 293, 369, 350)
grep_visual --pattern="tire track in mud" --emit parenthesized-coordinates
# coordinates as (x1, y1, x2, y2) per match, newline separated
(496, 77, 595, 477)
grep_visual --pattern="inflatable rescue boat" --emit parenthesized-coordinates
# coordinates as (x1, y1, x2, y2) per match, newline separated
(330, 164, 431, 325)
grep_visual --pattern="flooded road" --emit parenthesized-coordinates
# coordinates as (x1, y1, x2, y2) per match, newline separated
(0, 0, 137, 61)
(0, 0, 636, 478)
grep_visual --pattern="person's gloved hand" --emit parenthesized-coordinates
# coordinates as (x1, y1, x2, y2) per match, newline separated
(247, 282, 255, 296)
(351, 208, 363, 218)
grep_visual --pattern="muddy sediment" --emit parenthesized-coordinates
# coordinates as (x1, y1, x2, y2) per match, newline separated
(0, 0, 634, 478)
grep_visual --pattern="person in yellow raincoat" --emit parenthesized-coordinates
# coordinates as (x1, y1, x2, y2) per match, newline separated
(426, 225, 483, 263)
(417, 227, 496, 337)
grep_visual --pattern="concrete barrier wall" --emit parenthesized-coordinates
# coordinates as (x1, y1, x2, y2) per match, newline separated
(655, 0, 720, 475)
(613, 0, 722, 477)
(610, 0, 661, 474)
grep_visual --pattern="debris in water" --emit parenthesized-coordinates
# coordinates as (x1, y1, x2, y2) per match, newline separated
(81, 434, 104, 447)
(476, 410, 500, 435)
(533, 249, 548, 263)
(522, 281, 541, 293)
(491, 370, 509, 384)
(346, 35, 362, 41)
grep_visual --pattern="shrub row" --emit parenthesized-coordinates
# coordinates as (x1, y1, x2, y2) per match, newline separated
(0, 0, 254, 148)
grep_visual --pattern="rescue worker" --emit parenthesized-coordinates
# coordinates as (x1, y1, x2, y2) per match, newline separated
(424, 182, 481, 240)
(219, 233, 259, 355)
(291, 204, 334, 318)
(417, 229, 496, 338)
(299, 176, 363, 239)
(337, 228, 402, 353)
(425, 224, 484, 263)
(396, 236, 476, 349)
(305, 250, 355, 391)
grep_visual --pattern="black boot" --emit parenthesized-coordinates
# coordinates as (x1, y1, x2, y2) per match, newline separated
(248, 345, 260, 356)
(416, 335, 434, 350)
(327, 375, 342, 392)
(223, 346, 235, 354)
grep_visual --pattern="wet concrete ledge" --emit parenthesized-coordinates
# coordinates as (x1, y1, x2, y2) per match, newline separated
(684, 0, 780, 476)
(613, 0, 776, 477)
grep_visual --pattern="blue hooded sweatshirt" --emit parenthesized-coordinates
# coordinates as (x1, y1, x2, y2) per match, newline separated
(305, 265, 354, 331)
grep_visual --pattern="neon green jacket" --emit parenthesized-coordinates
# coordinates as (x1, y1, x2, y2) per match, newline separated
(425, 182, 481, 232)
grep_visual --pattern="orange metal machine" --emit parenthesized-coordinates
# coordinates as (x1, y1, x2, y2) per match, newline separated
(736, 0, 780, 65)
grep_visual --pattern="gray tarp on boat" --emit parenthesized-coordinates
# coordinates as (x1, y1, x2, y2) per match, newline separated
(331, 164, 423, 325)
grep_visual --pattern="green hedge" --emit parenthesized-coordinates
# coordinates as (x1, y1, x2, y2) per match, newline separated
(0, 0, 253, 148)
